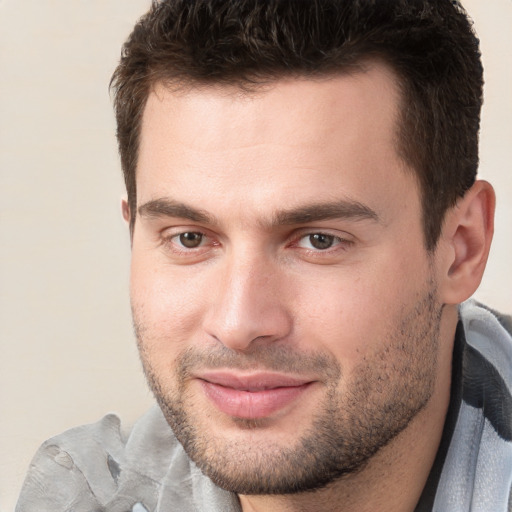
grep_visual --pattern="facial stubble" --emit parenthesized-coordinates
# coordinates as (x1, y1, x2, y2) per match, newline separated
(134, 285, 442, 495)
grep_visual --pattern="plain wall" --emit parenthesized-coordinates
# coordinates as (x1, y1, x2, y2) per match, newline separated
(0, 1, 510, 510)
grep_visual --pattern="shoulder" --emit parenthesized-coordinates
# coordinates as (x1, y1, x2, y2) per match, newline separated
(16, 406, 184, 512)
(458, 300, 512, 444)
(433, 300, 512, 511)
(459, 300, 512, 386)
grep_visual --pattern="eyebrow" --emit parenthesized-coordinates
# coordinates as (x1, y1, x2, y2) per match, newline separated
(138, 197, 380, 226)
(138, 198, 214, 224)
(270, 200, 379, 226)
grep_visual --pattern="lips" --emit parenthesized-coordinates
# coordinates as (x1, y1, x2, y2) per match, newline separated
(197, 372, 314, 419)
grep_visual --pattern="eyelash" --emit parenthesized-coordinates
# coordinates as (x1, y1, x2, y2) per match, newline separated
(161, 231, 215, 255)
(293, 232, 350, 252)
(160, 229, 353, 258)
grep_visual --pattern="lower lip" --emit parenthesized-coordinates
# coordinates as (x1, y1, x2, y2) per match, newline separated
(200, 381, 312, 419)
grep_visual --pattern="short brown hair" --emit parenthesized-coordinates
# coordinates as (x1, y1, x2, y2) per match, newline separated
(111, 0, 483, 250)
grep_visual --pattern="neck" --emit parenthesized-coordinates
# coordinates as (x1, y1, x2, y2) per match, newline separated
(239, 307, 458, 512)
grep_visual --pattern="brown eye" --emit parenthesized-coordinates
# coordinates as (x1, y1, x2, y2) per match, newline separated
(308, 233, 335, 250)
(178, 232, 204, 248)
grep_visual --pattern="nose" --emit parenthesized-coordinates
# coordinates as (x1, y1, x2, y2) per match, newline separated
(202, 251, 292, 351)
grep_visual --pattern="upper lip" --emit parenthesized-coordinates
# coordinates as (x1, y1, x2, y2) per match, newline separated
(196, 371, 313, 391)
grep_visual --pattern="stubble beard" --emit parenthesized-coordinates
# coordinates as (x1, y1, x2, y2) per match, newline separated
(134, 284, 442, 495)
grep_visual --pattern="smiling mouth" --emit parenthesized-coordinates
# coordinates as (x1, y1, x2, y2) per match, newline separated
(196, 372, 315, 420)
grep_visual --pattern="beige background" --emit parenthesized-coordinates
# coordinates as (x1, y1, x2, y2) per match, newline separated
(0, 1, 510, 510)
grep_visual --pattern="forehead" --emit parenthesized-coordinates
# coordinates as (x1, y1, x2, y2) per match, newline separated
(136, 63, 418, 226)
(141, 62, 401, 152)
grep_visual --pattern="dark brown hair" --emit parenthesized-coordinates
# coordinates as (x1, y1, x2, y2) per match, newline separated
(111, 0, 483, 249)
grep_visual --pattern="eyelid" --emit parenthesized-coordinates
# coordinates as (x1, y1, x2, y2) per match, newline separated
(160, 226, 219, 255)
(292, 227, 353, 242)
(157, 225, 354, 261)
(296, 233, 341, 249)
(171, 231, 207, 249)
(160, 224, 209, 239)
(289, 229, 355, 256)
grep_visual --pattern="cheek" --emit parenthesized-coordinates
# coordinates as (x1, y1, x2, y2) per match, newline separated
(293, 253, 430, 364)
(290, 279, 371, 368)
(130, 253, 208, 357)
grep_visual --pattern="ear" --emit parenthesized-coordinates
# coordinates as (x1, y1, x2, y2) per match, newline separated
(438, 180, 495, 304)
(121, 197, 130, 224)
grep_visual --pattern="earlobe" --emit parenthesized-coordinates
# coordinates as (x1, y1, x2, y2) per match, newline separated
(121, 198, 131, 224)
(439, 180, 495, 305)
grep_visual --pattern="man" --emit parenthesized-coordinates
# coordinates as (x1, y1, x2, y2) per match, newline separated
(16, 1, 512, 511)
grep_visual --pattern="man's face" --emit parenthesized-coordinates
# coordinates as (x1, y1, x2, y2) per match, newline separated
(130, 64, 444, 494)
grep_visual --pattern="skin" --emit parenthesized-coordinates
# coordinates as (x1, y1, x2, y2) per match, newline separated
(126, 62, 495, 511)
